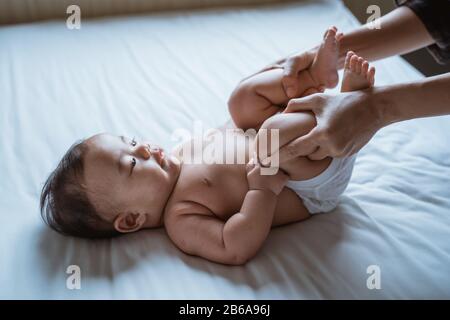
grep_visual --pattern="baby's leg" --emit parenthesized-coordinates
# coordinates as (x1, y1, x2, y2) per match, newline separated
(228, 26, 341, 131)
(228, 68, 317, 130)
(254, 52, 376, 182)
(228, 68, 286, 130)
(309, 26, 342, 89)
(256, 112, 332, 181)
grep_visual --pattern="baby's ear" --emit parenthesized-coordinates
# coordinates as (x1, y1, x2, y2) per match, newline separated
(113, 212, 146, 233)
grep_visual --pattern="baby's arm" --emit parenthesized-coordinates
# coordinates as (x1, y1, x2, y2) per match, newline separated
(165, 163, 288, 265)
(228, 68, 318, 130)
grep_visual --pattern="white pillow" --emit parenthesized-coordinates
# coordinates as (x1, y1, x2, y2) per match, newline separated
(0, 0, 295, 24)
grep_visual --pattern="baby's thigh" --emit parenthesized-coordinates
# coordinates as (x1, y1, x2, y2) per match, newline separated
(245, 68, 288, 105)
(256, 112, 331, 180)
(228, 67, 286, 130)
(257, 112, 316, 154)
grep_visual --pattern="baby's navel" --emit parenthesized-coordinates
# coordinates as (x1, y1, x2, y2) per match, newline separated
(202, 178, 211, 187)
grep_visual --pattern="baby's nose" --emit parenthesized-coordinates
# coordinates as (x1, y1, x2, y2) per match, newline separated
(136, 144, 151, 159)
(146, 143, 163, 154)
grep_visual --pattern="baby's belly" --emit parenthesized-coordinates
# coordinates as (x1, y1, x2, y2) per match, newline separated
(172, 126, 330, 224)
(173, 125, 330, 182)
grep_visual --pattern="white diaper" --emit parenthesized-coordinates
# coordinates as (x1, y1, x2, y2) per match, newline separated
(286, 154, 357, 214)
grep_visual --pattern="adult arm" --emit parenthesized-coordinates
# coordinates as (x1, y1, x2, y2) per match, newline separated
(283, 6, 435, 97)
(266, 72, 450, 162)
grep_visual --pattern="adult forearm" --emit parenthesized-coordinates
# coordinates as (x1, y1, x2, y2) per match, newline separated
(223, 189, 277, 262)
(338, 6, 434, 68)
(370, 73, 450, 126)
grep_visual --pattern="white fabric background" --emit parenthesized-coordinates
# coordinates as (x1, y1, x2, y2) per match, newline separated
(1, 0, 449, 299)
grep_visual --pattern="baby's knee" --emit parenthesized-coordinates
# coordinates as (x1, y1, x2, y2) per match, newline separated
(228, 79, 255, 109)
(228, 81, 256, 127)
(256, 114, 285, 160)
(259, 113, 285, 132)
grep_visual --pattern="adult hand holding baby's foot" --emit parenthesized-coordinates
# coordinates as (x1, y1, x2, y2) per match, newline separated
(281, 26, 344, 98)
(281, 49, 317, 98)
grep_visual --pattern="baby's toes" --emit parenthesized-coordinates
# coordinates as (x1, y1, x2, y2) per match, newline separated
(325, 27, 337, 40)
(350, 54, 359, 72)
(362, 61, 369, 75)
(356, 57, 364, 74)
(344, 51, 353, 70)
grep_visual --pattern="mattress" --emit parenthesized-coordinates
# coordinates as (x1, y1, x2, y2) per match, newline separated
(1, 0, 449, 299)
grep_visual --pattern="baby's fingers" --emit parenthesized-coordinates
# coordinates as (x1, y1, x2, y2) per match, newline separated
(246, 157, 259, 173)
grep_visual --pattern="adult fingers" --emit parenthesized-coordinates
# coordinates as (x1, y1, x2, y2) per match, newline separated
(283, 96, 317, 113)
(307, 147, 330, 161)
(301, 87, 321, 97)
(282, 52, 314, 98)
(265, 129, 319, 164)
(281, 75, 300, 100)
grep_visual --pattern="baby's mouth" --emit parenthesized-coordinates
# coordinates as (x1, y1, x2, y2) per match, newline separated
(148, 145, 166, 167)
(159, 150, 166, 168)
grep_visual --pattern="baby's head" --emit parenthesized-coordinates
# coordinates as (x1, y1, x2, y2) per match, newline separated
(40, 133, 181, 238)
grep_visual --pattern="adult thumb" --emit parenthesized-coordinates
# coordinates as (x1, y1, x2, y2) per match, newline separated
(261, 129, 319, 165)
(282, 53, 313, 98)
(283, 52, 313, 78)
(283, 96, 316, 114)
(280, 129, 319, 163)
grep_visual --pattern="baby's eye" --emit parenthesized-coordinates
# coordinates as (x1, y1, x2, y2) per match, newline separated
(130, 157, 136, 175)
(131, 138, 137, 147)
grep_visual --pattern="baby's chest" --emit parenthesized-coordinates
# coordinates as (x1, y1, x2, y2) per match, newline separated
(177, 164, 248, 219)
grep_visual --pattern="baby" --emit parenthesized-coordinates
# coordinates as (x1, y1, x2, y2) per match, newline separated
(40, 27, 375, 265)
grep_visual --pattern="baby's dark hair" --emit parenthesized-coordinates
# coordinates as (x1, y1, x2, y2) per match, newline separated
(40, 140, 120, 238)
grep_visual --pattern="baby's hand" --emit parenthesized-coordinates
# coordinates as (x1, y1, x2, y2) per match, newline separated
(246, 156, 289, 195)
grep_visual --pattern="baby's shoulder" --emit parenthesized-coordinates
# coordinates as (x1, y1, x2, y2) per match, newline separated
(163, 198, 214, 230)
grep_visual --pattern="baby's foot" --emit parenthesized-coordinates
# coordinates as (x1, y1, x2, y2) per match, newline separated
(341, 51, 375, 92)
(309, 26, 340, 89)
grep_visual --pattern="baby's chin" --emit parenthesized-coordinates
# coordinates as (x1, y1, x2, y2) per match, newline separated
(162, 154, 182, 177)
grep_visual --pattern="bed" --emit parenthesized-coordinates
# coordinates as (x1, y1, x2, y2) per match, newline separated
(1, 0, 449, 299)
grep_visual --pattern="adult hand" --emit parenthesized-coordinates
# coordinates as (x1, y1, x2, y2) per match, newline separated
(244, 48, 318, 97)
(280, 48, 319, 98)
(270, 91, 383, 162)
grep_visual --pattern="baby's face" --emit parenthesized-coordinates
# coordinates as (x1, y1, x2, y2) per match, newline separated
(83, 133, 180, 225)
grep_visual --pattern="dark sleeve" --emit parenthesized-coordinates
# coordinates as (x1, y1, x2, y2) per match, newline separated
(395, 0, 450, 64)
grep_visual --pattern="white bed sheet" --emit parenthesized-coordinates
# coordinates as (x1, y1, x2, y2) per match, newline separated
(1, 0, 449, 299)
